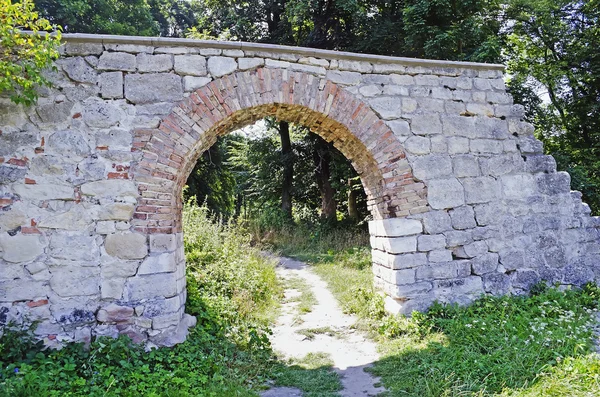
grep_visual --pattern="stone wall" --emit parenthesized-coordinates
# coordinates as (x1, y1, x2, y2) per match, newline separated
(0, 34, 598, 346)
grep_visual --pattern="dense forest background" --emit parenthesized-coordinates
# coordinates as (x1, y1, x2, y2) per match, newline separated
(33, 0, 600, 220)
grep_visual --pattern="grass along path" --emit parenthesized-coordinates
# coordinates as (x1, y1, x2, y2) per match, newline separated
(262, 256, 386, 397)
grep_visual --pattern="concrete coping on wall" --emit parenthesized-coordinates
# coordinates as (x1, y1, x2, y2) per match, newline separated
(59, 33, 506, 71)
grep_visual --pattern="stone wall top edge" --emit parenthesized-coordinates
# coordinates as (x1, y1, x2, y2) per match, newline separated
(60, 33, 506, 71)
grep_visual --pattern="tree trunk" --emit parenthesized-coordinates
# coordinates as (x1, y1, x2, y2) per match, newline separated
(279, 121, 293, 220)
(312, 134, 337, 222)
(348, 178, 359, 220)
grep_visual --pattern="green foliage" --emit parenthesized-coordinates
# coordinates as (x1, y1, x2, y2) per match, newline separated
(505, 0, 600, 214)
(0, 0, 61, 105)
(34, 0, 159, 35)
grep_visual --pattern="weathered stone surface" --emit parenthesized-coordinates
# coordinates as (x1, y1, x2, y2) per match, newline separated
(97, 304, 134, 323)
(82, 98, 124, 128)
(207, 56, 237, 77)
(46, 130, 91, 160)
(138, 253, 177, 275)
(0, 234, 46, 263)
(126, 273, 178, 300)
(39, 205, 93, 230)
(238, 57, 264, 71)
(137, 53, 173, 72)
(36, 101, 74, 124)
(427, 178, 465, 209)
(149, 234, 177, 252)
(50, 234, 99, 262)
(124, 73, 183, 104)
(462, 177, 500, 204)
(369, 218, 423, 237)
(449, 206, 476, 230)
(49, 265, 100, 297)
(174, 55, 206, 76)
(0, 280, 48, 302)
(97, 203, 135, 221)
(325, 70, 361, 85)
(63, 42, 104, 56)
(80, 180, 138, 198)
(14, 184, 74, 201)
(105, 233, 148, 260)
(61, 57, 98, 83)
(369, 97, 402, 120)
(98, 52, 136, 71)
(98, 72, 124, 99)
(183, 76, 211, 92)
(412, 155, 453, 180)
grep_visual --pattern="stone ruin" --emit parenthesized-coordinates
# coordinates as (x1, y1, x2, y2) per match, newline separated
(0, 34, 598, 346)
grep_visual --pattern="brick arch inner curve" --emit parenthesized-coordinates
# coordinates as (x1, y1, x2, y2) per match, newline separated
(131, 68, 428, 234)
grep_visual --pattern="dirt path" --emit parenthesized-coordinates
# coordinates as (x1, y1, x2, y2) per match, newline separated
(262, 256, 385, 397)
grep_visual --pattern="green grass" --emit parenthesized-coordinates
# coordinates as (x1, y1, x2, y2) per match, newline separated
(285, 275, 318, 316)
(271, 352, 342, 396)
(269, 224, 600, 397)
(296, 326, 338, 340)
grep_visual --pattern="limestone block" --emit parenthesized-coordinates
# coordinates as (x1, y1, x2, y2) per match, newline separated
(386, 119, 411, 141)
(430, 135, 448, 153)
(394, 281, 433, 297)
(536, 172, 571, 196)
(36, 101, 74, 124)
(265, 59, 289, 68)
(434, 276, 483, 297)
(325, 70, 361, 85)
(99, 72, 124, 99)
(104, 44, 154, 54)
(126, 272, 178, 300)
(290, 63, 326, 75)
(368, 97, 402, 120)
(152, 312, 181, 330)
(174, 55, 207, 76)
(60, 57, 97, 83)
(449, 206, 476, 230)
(0, 130, 37, 157)
(83, 98, 124, 128)
(105, 233, 148, 260)
(0, 234, 46, 263)
(337, 60, 372, 73)
(46, 129, 91, 160)
(13, 184, 74, 201)
(49, 265, 100, 297)
(462, 177, 500, 204)
(412, 155, 453, 180)
(97, 303, 134, 323)
(0, 280, 48, 302)
(483, 272, 510, 295)
(382, 85, 409, 96)
(427, 178, 465, 210)
(523, 155, 556, 173)
(428, 249, 453, 263)
(404, 136, 431, 155)
(422, 210, 453, 234)
(470, 139, 503, 154)
(411, 114, 442, 135)
(471, 253, 499, 275)
(500, 174, 536, 199)
(207, 56, 237, 77)
(96, 221, 116, 234)
(149, 234, 177, 252)
(137, 53, 173, 72)
(63, 42, 104, 56)
(98, 52, 136, 71)
(238, 57, 264, 71)
(138, 253, 177, 275)
(370, 236, 417, 254)
(372, 250, 427, 270)
(39, 205, 93, 230)
(0, 206, 27, 232)
(518, 135, 544, 154)
(417, 261, 469, 280)
(486, 92, 513, 104)
(50, 234, 99, 262)
(453, 155, 480, 178)
(97, 203, 135, 221)
(124, 73, 183, 104)
(358, 85, 382, 97)
(368, 218, 423, 237)
(375, 266, 416, 285)
(95, 128, 133, 149)
(101, 257, 140, 278)
(372, 63, 405, 74)
(417, 234, 446, 252)
(1, 166, 27, 185)
(499, 249, 524, 271)
(183, 76, 211, 92)
(80, 180, 138, 198)
(441, 115, 477, 138)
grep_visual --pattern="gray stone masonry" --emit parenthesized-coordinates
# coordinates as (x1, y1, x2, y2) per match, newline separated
(0, 34, 598, 347)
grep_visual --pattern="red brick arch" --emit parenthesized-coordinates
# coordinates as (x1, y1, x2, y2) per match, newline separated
(131, 68, 427, 234)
